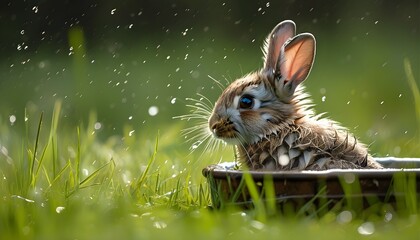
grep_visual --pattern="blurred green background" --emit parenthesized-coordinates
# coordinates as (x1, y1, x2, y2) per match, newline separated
(0, 0, 419, 157)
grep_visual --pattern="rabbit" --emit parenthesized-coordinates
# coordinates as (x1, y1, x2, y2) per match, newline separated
(208, 20, 382, 170)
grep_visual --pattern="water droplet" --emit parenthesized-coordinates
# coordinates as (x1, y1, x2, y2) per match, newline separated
(357, 222, 375, 235)
(170, 98, 176, 104)
(337, 210, 353, 224)
(166, 55, 170, 60)
(321, 96, 326, 102)
(56, 206, 65, 214)
(32, 6, 39, 13)
(343, 173, 355, 183)
(148, 106, 159, 116)
(20, 30, 25, 35)
(82, 169, 89, 176)
(251, 220, 265, 230)
(129, 130, 135, 136)
(128, 116, 133, 120)
(191, 70, 200, 79)
(266, 2, 270, 7)
(94, 122, 102, 130)
(110, 8, 116, 15)
(380, 101, 384, 105)
(182, 28, 189, 36)
(347, 101, 351, 105)
(9, 115, 16, 125)
(128, 23, 133, 29)
(190, 141, 202, 151)
(384, 212, 393, 222)
(12, 195, 34, 203)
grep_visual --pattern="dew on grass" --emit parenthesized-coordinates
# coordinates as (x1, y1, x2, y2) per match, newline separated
(170, 98, 176, 104)
(153, 221, 167, 229)
(250, 220, 265, 230)
(122, 173, 131, 184)
(55, 206, 65, 214)
(384, 212, 393, 222)
(357, 222, 375, 235)
(337, 210, 353, 224)
(12, 195, 35, 203)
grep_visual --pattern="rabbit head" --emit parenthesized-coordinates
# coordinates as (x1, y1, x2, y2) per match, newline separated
(208, 20, 316, 145)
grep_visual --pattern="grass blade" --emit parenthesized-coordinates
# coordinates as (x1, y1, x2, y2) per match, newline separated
(30, 112, 43, 187)
(243, 171, 266, 222)
(404, 58, 420, 136)
(132, 134, 159, 195)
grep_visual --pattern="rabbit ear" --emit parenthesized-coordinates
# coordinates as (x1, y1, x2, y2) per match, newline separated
(263, 20, 296, 72)
(277, 33, 316, 98)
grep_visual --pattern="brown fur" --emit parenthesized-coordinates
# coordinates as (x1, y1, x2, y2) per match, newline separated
(207, 20, 382, 170)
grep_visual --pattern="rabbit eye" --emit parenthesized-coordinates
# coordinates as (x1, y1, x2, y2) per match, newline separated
(239, 95, 254, 109)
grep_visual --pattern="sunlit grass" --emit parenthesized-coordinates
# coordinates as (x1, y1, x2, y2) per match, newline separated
(1, 101, 420, 239)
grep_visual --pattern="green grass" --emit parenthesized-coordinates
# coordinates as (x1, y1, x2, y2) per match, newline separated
(1, 102, 420, 240)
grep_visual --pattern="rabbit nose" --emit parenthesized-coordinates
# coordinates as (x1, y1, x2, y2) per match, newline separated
(210, 122, 218, 133)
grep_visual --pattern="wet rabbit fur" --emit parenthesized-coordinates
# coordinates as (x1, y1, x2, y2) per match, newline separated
(208, 20, 382, 170)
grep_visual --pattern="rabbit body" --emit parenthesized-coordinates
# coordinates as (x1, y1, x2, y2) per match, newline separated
(208, 20, 382, 170)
